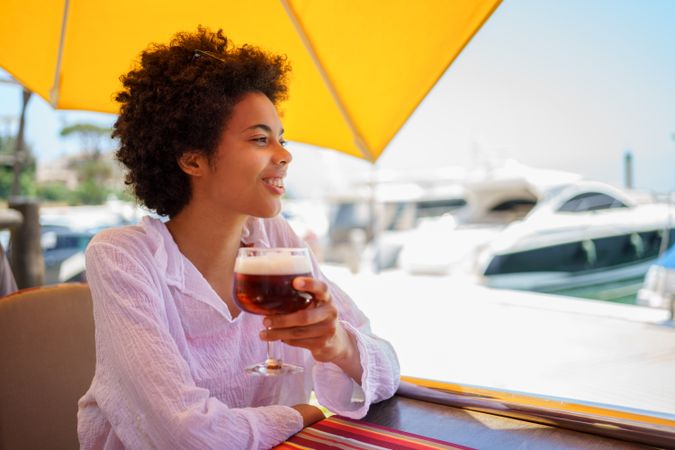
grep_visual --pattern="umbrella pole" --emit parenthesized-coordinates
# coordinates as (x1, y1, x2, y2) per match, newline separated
(369, 163, 380, 273)
(50, 0, 70, 106)
(280, 0, 382, 273)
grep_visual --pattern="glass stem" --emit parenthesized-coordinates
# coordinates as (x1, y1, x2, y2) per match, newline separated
(265, 330, 282, 370)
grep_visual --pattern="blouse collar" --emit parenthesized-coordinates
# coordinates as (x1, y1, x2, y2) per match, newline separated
(140, 215, 273, 321)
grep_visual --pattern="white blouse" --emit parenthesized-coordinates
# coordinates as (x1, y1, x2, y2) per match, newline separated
(77, 215, 400, 449)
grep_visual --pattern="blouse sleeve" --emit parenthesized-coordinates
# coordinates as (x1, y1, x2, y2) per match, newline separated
(83, 240, 303, 450)
(311, 271, 401, 418)
(269, 217, 401, 419)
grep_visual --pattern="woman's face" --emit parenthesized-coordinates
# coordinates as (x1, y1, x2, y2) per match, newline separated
(193, 91, 291, 219)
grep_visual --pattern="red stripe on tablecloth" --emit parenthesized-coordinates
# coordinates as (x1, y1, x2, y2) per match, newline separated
(332, 417, 474, 449)
(313, 419, 461, 449)
(291, 433, 367, 450)
(287, 435, 338, 450)
(297, 429, 376, 449)
(296, 427, 388, 449)
(273, 415, 474, 450)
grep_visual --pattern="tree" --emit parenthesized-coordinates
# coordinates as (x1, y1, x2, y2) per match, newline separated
(60, 123, 112, 161)
(0, 134, 36, 199)
(69, 158, 113, 204)
(59, 122, 115, 204)
(36, 182, 71, 202)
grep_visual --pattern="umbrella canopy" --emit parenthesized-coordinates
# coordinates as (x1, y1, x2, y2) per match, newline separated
(0, 0, 501, 162)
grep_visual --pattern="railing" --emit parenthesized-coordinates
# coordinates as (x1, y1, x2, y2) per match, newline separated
(399, 377, 675, 449)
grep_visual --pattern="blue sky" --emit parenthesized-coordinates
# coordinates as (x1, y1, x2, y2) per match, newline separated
(374, 0, 675, 192)
(1, 0, 674, 193)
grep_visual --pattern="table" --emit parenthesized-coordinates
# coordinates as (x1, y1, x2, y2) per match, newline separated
(360, 395, 656, 449)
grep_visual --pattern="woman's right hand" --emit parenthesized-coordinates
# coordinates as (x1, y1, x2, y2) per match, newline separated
(291, 404, 325, 427)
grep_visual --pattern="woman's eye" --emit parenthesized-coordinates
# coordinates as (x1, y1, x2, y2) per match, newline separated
(253, 137, 268, 145)
(280, 139, 288, 147)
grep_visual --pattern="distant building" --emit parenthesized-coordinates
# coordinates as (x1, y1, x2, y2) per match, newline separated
(36, 150, 125, 190)
(36, 159, 78, 189)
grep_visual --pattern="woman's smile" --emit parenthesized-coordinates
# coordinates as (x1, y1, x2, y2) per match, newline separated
(262, 176, 285, 195)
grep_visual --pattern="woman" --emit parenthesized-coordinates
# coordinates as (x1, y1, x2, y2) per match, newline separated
(77, 27, 399, 449)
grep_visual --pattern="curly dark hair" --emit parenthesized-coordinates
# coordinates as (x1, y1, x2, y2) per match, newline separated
(113, 26, 291, 217)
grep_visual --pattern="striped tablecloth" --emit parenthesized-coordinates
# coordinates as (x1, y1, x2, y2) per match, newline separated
(273, 416, 474, 450)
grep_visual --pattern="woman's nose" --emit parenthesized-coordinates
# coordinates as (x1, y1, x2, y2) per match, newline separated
(273, 143, 292, 166)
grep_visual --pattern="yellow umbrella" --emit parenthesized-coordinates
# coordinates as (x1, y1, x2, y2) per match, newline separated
(0, 0, 501, 162)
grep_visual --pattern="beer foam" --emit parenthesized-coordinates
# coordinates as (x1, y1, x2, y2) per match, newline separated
(235, 253, 312, 275)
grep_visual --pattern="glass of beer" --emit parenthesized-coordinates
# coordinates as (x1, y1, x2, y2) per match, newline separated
(234, 247, 314, 376)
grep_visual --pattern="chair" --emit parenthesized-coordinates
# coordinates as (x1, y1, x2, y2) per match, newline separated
(0, 283, 94, 450)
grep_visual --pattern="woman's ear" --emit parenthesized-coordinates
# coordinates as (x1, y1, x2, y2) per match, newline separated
(177, 151, 206, 176)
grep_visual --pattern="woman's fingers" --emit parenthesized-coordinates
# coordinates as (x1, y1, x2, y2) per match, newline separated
(281, 330, 350, 363)
(280, 337, 328, 350)
(264, 303, 337, 329)
(293, 277, 330, 301)
(259, 276, 349, 363)
(262, 316, 337, 341)
(263, 279, 335, 330)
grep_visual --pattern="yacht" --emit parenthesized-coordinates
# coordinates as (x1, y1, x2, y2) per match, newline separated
(400, 180, 675, 299)
(336, 160, 580, 271)
(396, 161, 580, 275)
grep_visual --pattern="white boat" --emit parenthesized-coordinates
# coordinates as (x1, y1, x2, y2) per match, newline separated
(324, 167, 469, 269)
(395, 161, 580, 275)
(400, 179, 675, 299)
(342, 160, 580, 271)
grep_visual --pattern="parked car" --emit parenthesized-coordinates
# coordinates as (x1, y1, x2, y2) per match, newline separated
(42, 230, 93, 283)
(38, 200, 149, 284)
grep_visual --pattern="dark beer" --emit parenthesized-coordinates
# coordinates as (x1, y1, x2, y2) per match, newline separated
(235, 272, 312, 315)
(234, 248, 312, 375)
(234, 251, 314, 315)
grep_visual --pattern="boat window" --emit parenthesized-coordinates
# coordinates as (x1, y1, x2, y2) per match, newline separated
(327, 202, 372, 251)
(332, 202, 370, 230)
(489, 198, 537, 213)
(384, 202, 413, 231)
(485, 231, 669, 277)
(415, 198, 467, 220)
(557, 192, 627, 212)
(484, 241, 591, 275)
